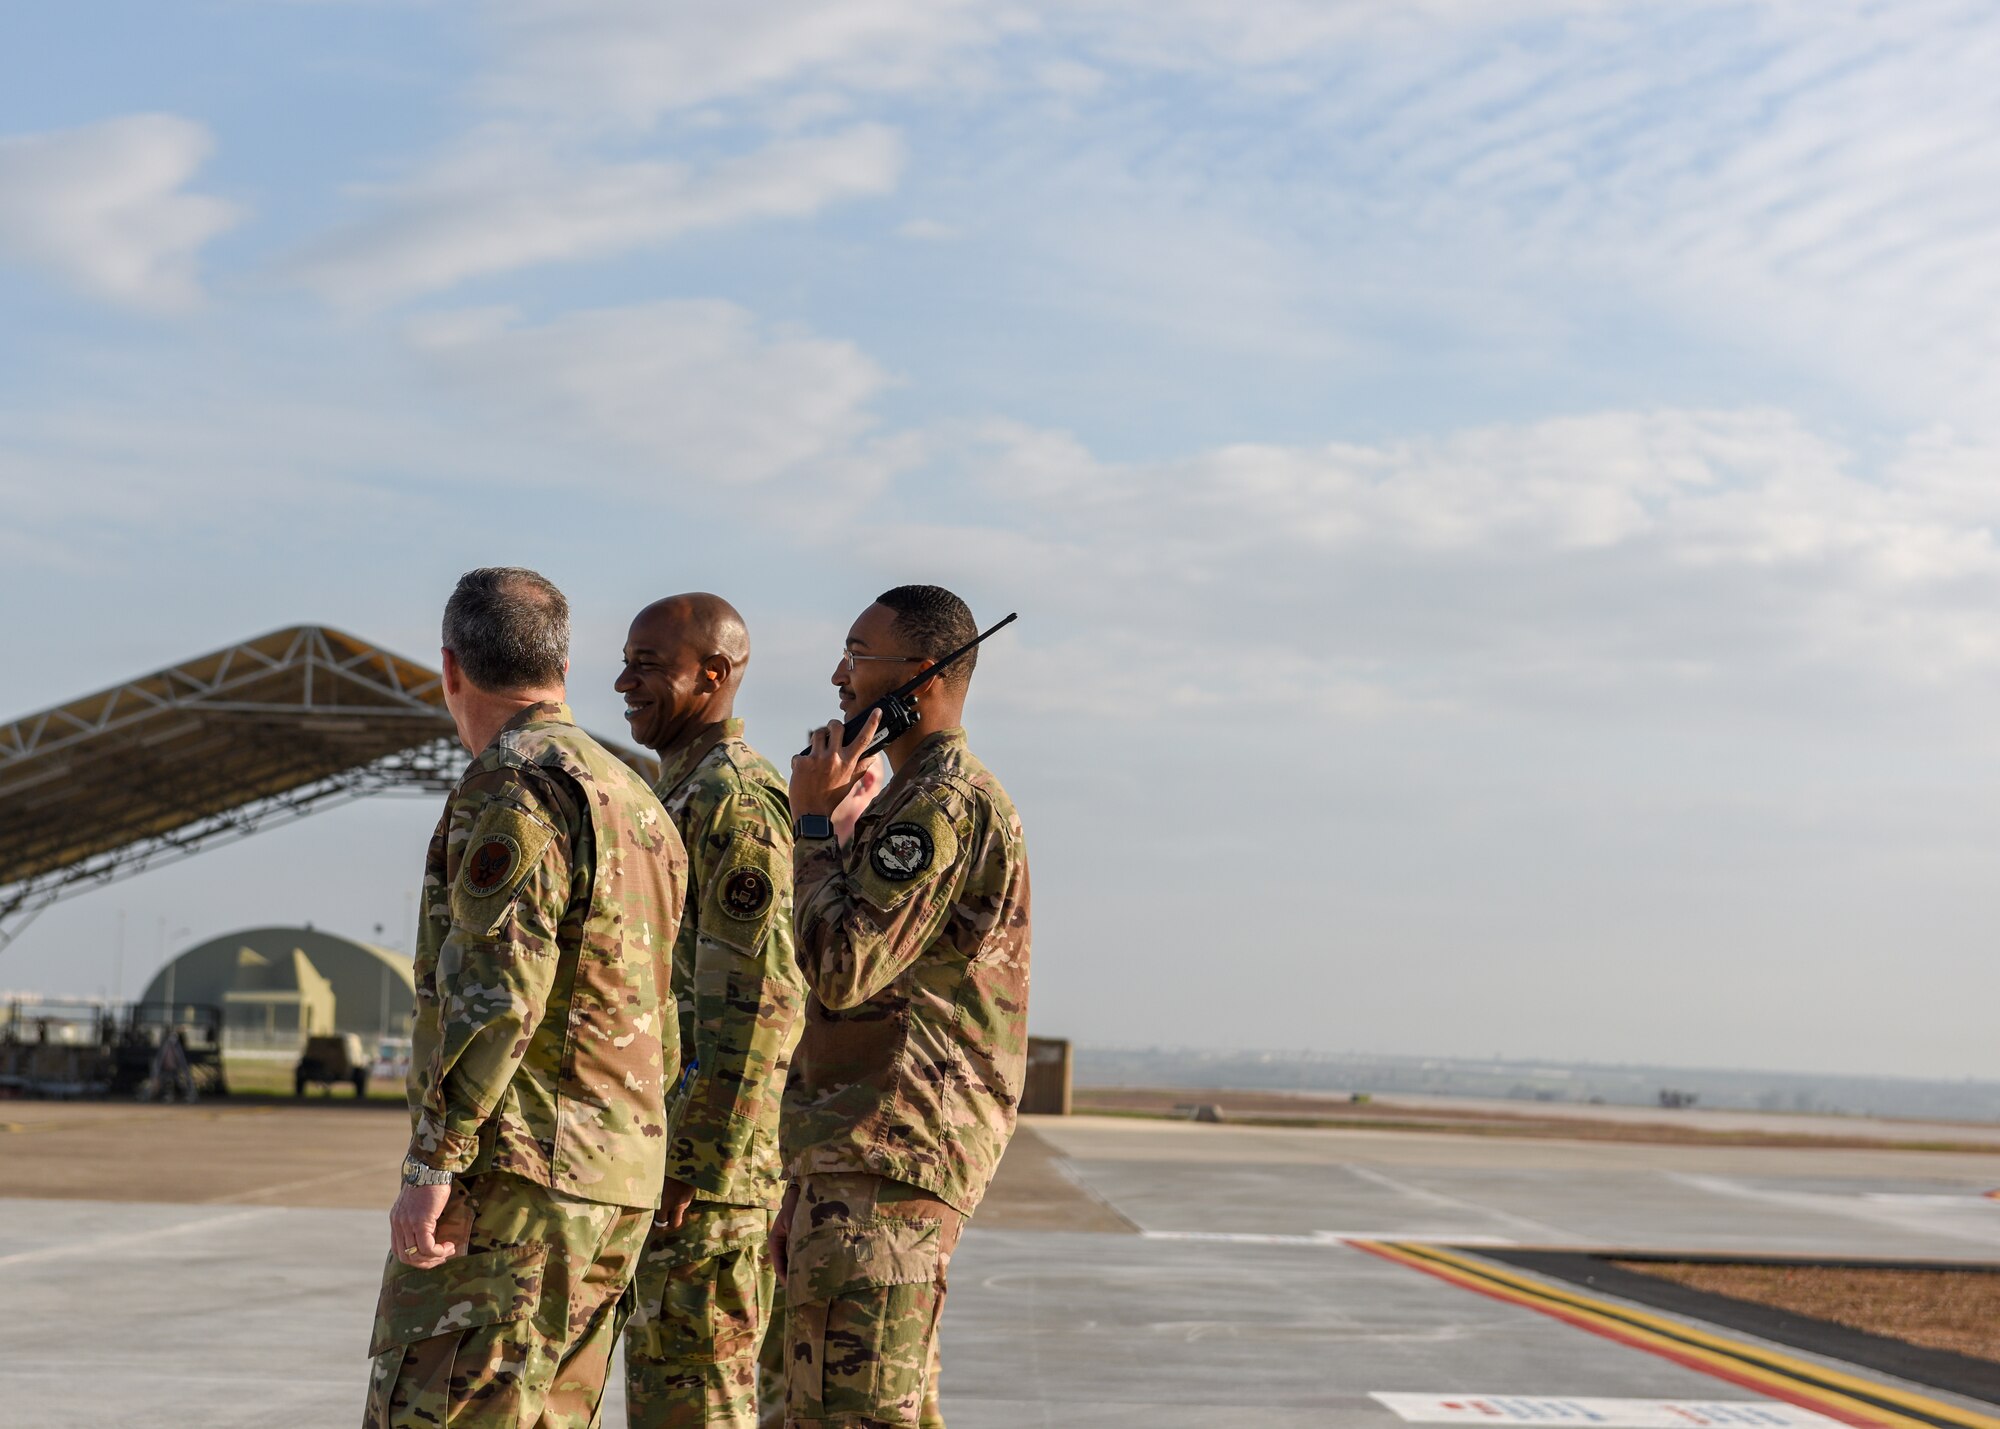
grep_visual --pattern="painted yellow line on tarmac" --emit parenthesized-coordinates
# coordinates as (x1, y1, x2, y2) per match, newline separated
(1353, 1240, 2000, 1429)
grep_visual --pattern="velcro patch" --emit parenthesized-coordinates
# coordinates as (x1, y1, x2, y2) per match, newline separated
(870, 822, 934, 882)
(857, 797, 958, 913)
(463, 834, 521, 897)
(718, 866, 773, 921)
(699, 831, 786, 953)
(451, 801, 555, 933)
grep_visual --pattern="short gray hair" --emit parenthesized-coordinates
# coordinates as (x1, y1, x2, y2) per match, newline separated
(442, 567, 569, 692)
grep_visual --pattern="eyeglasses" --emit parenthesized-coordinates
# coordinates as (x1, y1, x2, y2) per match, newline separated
(840, 651, 925, 675)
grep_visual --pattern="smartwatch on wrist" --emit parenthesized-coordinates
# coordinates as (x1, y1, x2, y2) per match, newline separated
(401, 1156, 453, 1188)
(793, 813, 835, 841)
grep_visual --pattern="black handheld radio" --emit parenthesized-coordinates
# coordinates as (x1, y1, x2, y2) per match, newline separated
(805, 612, 1019, 761)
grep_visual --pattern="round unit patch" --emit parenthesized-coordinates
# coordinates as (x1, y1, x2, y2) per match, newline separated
(462, 834, 521, 897)
(719, 866, 773, 921)
(871, 822, 935, 883)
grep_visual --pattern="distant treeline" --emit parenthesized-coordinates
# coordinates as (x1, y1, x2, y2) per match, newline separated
(1075, 1046, 2000, 1124)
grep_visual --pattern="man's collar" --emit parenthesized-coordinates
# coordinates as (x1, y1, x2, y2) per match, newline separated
(877, 726, 966, 802)
(499, 699, 573, 736)
(655, 716, 744, 797)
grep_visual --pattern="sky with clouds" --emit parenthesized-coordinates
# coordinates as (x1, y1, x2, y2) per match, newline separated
(6, 0, 2000, 1080)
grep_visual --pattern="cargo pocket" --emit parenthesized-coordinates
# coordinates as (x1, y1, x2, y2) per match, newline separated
(786, 1218, 944, 1427)
(368, 1242, 551, 1357)
(648, 1210, 770, 1366)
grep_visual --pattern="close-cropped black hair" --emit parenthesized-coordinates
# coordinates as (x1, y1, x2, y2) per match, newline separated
(876, 584, 979, 687)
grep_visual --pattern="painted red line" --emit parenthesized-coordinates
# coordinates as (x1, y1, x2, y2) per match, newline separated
(1346, 1241, 1892, 1429)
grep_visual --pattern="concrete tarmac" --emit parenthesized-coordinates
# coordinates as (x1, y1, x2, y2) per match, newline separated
(1033, 1117, 2000, 1257)
(5, 1110, 2000, 1426)
(1256, 1090, 2000, 1147)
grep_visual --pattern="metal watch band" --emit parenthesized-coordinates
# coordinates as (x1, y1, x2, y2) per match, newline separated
(400, 1156, 453, 1187)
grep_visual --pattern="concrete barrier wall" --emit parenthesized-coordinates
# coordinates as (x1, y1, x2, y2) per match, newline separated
(1022, 1036, 1072, 1115)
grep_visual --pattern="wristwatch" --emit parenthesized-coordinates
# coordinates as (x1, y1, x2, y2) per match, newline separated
(401, 1156, 453, 1188)
(793, 813, 835, 841)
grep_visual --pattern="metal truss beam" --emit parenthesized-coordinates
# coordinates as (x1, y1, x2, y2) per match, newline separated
(0, 735, 461, 954)
(0, 625, 442, 770)
(0, 625, 645, 959)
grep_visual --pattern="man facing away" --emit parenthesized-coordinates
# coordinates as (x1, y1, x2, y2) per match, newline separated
(616, 593, 804, 1428)
(778, 584, 1032, 1429)
(365, 566, 686, 1429)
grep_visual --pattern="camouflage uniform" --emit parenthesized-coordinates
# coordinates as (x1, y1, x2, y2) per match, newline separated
(626, 719, 803, 1429)
(782, 728, 1031, 1429)
(365, 702, 686, 1429)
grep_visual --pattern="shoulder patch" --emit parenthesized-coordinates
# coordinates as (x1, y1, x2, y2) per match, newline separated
(856, 793, 960, 913)
(718, 865, 774, 921)
(451, 800, 557, 933)
(871, 822, 935, 883)
(698, 830, 787, 955)
(462, 833, 521, 897)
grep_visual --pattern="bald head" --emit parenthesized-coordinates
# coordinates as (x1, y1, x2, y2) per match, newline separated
(617, 593, 753, 754)
(641, 592, 749, 670)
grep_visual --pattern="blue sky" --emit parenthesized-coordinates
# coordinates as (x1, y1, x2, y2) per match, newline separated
(7, 0, 2000, 1078)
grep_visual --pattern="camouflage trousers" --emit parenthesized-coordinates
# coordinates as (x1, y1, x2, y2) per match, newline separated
(782, 1173, 962, 1429)
(624, 1202, 776, 1428)
(364, 1170, 651, 1429)
(756, 1287, 786, 1429)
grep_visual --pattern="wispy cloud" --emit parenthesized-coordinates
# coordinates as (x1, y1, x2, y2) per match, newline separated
(0, 295, 906, 565)
(15, 300, 2000, 724)
(405, 299, 901, 487)
(850, 408, 2000, 731)
(302, 0, 2000, 416)
(0, 115, 242, 313)
(478, 0, 1013, 124)
(1268, 0, 2000, 420)
(293, 124, 902, 304)
(474, 0, 1603, 123)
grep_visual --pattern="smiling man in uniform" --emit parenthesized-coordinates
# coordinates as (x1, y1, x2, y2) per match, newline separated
(615, 593, 805, 1429)
(778, 584, 1032, 1429)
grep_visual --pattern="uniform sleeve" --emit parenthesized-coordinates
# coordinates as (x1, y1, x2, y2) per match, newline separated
(664, 789, 802, 1195)
(407, 768, 573, 1174)
(405, 804, 453, 1128)
(791, 782, 962, 1012)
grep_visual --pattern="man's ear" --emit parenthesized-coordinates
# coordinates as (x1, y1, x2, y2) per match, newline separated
(703, 653, 733, 692)
(440, 648, 462, 696)
(907, 660, 941, 698)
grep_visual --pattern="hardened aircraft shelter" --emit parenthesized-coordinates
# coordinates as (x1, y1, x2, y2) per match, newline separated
(0, 625, 648, 951)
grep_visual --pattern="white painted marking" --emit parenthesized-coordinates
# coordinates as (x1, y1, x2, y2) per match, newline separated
(1142, 1230, 1516, 1247)
(201, 1163, 387, 1204)
(1346, 1165, 1571, 1241)
(1048, 1153, 1141, 1230)
(1371, 1395, 1847, 1428)
(0, 1208, 279, 1268)
(1671, 1174, 2000, 1249)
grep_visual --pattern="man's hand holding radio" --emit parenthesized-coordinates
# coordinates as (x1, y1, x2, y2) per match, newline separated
(791, 709, 881, 816)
